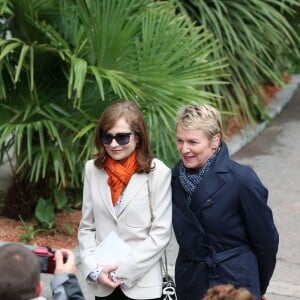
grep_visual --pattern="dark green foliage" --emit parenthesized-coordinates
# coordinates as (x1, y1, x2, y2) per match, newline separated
(0, 0, 226, 220)
(0, 0, 298, 222)
(175, 0, 300, 122)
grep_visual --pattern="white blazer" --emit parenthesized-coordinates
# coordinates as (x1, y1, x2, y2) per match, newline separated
(78, 158, 172, 299)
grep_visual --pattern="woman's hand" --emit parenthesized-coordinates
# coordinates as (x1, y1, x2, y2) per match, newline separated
(97, 265, 122, 287)
(261, 295, 267, 300)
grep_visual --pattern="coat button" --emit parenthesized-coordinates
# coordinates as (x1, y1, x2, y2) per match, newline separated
(206, 198, 212, 205)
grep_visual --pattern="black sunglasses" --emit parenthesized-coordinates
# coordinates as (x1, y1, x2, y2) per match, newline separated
(100, 131, 134, 145)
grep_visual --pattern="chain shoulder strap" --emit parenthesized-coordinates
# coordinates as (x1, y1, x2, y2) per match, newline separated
(147, 180, 169, 277)
(147, 180, 154, 223)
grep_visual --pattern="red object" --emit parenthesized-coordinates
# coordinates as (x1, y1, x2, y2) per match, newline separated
(32, 246, 55, 273)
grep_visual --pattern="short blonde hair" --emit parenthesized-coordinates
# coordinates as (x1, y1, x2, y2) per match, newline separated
(176, 104, 223, 141)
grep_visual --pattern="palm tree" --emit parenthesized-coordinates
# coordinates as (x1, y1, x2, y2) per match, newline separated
(0, 0, 226, 220)
(175, 0, 300, 122)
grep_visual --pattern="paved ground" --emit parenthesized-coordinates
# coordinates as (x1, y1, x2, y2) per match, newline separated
(1, 75, 300, 299)
(232, 83, 300, 300)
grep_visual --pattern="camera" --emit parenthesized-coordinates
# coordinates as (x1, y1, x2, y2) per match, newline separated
(32, 246, 56, 274)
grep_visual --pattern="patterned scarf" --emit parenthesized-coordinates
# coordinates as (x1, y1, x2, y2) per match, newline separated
(104, 151, 138, 206)
(179, 149, 219, 205)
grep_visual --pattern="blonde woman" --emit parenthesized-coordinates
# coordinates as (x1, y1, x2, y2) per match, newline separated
(172, 104, 278, 300)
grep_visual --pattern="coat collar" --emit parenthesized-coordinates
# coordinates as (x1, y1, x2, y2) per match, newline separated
(172, 142, 231, 225)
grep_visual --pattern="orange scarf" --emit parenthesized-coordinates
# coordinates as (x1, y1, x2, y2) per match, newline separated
(104, 151, 138, 206)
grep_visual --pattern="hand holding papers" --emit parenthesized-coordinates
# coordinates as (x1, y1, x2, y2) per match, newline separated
(93, 231, 132, 265)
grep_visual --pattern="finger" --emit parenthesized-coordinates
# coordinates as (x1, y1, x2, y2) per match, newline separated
(98, 271, 121, 287)
(55, 250, 63, 265)
(103, 278, 122, 288)
(102, 265, 118, 272)
(59, 248, 72, 256)
(58, 249, 75, 265)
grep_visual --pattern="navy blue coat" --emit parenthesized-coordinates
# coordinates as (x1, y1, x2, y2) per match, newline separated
(172, 142, 279, 300)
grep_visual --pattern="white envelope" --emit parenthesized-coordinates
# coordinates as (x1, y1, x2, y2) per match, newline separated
(93, 231, 132, 265)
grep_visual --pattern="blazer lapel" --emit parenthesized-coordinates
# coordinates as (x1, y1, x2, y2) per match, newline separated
(116, 173, 148, 216)
(97, 170, 118, 221)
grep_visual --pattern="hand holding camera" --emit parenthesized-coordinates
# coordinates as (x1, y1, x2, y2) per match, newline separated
(54, 248, 76, 275)
(33, 246, 76, 275)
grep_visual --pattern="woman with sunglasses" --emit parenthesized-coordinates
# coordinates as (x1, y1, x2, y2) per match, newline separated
(78, 101, 172, 300)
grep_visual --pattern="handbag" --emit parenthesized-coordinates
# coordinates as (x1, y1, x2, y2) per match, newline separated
(147, 180, 177, 300)
(161, 250, 177, 300)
